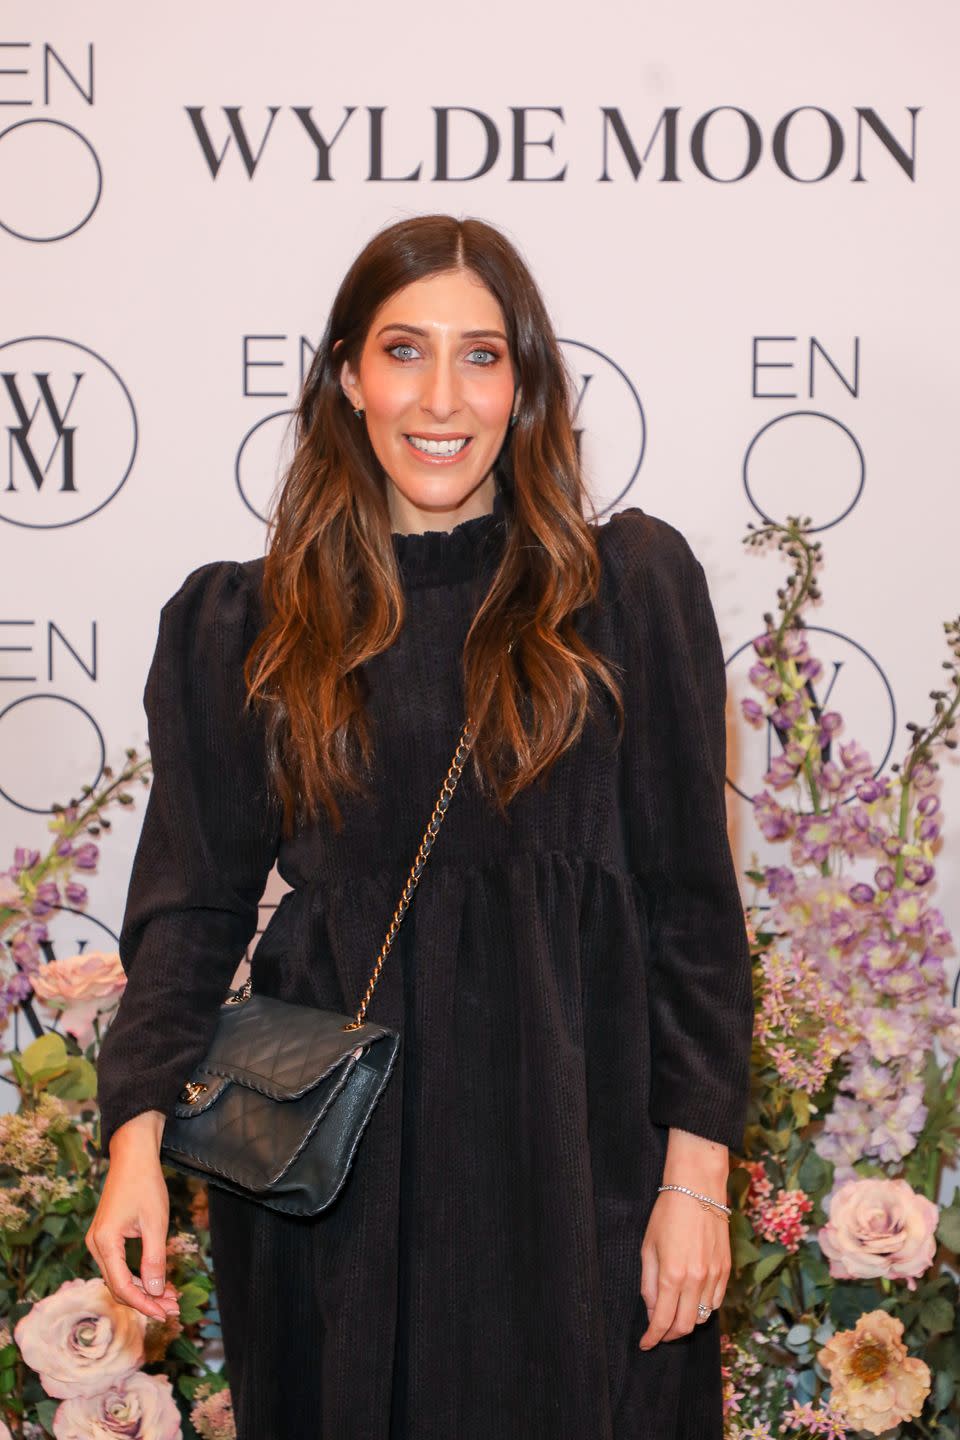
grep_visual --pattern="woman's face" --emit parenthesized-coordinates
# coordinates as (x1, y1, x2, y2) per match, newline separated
(339, 267, 519, 532)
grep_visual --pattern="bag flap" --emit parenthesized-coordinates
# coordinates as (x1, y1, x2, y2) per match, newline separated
(194, 992, 395, 1101)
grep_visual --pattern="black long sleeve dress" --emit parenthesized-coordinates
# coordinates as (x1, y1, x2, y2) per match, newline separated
(95, 486, 755, 1440)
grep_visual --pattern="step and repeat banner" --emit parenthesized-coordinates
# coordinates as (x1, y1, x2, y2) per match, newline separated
(2, 3, 958, 1198)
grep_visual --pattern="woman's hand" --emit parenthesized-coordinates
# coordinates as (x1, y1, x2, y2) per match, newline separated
(638, 1128, 731, 1349)
(85, 1111, 181, 1323)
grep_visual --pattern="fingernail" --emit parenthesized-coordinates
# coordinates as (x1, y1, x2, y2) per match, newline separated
(146, 1278, 163, 1294)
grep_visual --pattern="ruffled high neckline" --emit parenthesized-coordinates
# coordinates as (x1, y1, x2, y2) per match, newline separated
(391, 484, 508, 588)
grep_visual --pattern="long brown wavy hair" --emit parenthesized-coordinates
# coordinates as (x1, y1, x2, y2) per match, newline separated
(244, 214, 625, 839)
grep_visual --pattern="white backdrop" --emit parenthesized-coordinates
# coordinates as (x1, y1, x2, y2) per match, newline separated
(2, 3, 958, 1204)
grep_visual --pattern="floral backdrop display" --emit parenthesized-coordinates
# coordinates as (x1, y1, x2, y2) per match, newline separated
(1, 519, 959, 1440)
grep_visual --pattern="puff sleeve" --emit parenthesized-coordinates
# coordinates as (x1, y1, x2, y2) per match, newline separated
(603, 508, 754, 1153)
(95, 560, 282, 1157)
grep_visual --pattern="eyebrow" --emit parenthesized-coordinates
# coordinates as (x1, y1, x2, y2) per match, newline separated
(375, 323, 507, 341)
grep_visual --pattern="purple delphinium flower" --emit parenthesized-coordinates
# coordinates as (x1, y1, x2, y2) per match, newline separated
(71, 842, 99, 870)
(30, 879, 61, 917)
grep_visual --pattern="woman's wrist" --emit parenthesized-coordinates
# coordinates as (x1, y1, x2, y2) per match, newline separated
(108, 1109, 166, 1160)
(662, 1126, 729, 1195)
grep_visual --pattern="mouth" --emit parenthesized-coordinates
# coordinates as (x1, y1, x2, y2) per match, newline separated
(403, 434, 473, 462)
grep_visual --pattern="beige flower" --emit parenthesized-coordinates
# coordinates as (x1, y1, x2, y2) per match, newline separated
(13, 1277, 145, 1399)
(818, 1177, 939, 1290)
(189, 1185, 209, 1232)
(30, 951, 126, 1047)
(817, 1309, 931, 1434)
(143, 1311, 184, 1365)
(51, 1371, 181, 1440)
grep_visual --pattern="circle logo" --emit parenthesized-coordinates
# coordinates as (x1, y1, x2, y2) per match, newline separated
(0, 119, 103, 243)
(0, 695, 105, 814)
(725, 625, 896, 805)
(558, 339, 645, 515)
(0, 337, 137, 529)
(744, 411, 865, 531)
(235, 409, 298, 524)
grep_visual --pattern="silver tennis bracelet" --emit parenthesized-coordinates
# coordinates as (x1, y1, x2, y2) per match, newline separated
(657, 1183, 732, 1219)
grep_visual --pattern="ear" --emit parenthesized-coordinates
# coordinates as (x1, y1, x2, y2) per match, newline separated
(339, 352, 361, 410)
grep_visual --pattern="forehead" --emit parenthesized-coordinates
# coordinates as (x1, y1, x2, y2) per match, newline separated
(370, 269, 506, 335)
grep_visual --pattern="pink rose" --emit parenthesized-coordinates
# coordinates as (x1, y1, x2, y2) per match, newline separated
(52, 1372, 181, 1440)
(818, 1177, 939, 1290)
(13, 1277, 145, 1398)
(30, 951, 126, 1047)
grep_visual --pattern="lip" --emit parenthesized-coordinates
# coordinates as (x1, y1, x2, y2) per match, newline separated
(402, 434, 474, 464)
(404, 432, 472, 441)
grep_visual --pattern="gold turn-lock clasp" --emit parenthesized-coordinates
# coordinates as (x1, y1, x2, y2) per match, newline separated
(179, 1080, 209, 1104)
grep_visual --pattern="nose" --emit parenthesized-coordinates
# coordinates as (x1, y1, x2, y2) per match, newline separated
(420, 352, 461, 421)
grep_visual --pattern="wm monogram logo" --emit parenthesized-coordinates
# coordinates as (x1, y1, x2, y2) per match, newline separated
(0, 338, 137, 529)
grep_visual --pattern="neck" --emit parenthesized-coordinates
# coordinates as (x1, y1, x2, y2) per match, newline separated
(387, 474, 499, 537)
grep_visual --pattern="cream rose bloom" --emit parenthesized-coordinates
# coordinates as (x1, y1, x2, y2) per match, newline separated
(30, 951, 126, 1047)
(818, 1176, 939, 1290)
(817, 1309, 931, 1434)
(52, 1372, 181, 1440)
(13, 1277, 145, 1398)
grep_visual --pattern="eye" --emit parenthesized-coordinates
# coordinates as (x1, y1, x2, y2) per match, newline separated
(386, 342, 420, 362)
(467, 347, 499, 366)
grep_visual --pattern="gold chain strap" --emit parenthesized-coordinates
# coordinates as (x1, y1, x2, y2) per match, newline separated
(223, 715, 478, 1033)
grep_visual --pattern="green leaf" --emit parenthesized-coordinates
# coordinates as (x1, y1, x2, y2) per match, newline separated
(936, 1202, 960, 1254)
(177, 1281, 207, 1310)
(920, 1295, 954, 1335)
(790, 1092, 811, 1128)
(168, 1335, 203, 1365)
(797, 1148, 830, 1196)
(36, 1398, 59, 1430)
(829, 1283, 881, 1329)
(753, 1250, 787, 1284)
(21, 1032, 68, 1077)
(57, 1128, 89, 1174)
(934, 1368, 956, 1412)
(47, 1057, 98, 1101)
(732, 1232, 762, 1268)
(786, 1323, 812, 1347)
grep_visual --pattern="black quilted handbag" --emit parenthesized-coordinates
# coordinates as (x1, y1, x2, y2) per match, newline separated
(159, 717, 476, 1217)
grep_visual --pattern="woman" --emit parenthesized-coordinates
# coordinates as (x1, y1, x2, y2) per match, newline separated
(90, 213, 754, 1439)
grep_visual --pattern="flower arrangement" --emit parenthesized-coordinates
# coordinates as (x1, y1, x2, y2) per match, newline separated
(0, 756, 235, 1440)
(723, 516, 960, 1438)
(2, 521, 959, 1438)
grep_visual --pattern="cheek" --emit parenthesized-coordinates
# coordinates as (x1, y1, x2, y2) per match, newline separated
(361, 361, 418, 423)
(466, 373, 516, 429)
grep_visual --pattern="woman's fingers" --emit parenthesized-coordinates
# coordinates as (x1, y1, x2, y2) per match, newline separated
(638, 1255, 680, 1349)
(85, 1157, 179, 1322)
(662, 1265, 708, 1341)
(87, 1227, 172, 1321)
(637, 1197, 730, 1348)
(139, 1227, 172, 1300)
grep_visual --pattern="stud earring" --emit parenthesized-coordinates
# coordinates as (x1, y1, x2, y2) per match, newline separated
(353, 407, 364, 419)
(509, 411, 518, 427)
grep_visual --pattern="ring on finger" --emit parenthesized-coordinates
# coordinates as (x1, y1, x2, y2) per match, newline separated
(696, 1302, 712, 1323)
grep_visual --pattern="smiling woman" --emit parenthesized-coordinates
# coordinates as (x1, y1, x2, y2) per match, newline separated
(337, 272, 518, 530)
(92, 214, 754, 1440)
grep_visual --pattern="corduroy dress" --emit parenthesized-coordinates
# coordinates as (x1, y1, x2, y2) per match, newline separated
(96, 486, 755, 1440)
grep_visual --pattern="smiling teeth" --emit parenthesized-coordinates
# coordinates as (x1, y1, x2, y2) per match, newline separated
(407, 436, 469, 456)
